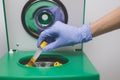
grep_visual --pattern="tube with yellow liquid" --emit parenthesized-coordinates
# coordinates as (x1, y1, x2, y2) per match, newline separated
(26, 37, 63, 67)
(26, 41, 48, 67)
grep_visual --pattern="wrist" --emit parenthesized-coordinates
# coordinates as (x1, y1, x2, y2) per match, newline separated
(78, 23, 92, 43)
(90, 22, 99, 37)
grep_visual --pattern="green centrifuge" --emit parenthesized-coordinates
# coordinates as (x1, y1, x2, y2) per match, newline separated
(0, 0, 99, 80)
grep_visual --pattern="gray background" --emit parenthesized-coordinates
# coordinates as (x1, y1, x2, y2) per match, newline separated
(0, 0, 7, 58)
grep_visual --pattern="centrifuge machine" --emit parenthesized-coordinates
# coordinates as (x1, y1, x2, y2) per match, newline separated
(0, 0, 99, 80)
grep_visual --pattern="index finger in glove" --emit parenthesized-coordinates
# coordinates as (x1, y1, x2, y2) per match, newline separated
(37, 28, 56, 48)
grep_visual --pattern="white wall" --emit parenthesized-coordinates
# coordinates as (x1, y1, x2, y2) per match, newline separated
(0, 0, 7, 58)
(84, 0, 120, 80)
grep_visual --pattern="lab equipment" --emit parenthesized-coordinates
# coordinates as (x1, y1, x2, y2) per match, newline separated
(0, 0, 99, 80)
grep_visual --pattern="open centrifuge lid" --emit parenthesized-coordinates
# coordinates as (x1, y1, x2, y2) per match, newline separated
(3, 0, 85, 51)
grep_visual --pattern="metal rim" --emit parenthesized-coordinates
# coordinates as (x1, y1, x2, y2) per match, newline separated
(19, 55, 68, 67)
(34, 8, 55, 30)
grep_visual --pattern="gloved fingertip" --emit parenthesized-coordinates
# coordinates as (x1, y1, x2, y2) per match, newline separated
(42, 41, 58, 52)
(37, 41, 41, 48)
(42, 48, 51, 52)
(37, 38, 44, 48)
(42, 45, 54, 52)
(55, 21, 63, 25)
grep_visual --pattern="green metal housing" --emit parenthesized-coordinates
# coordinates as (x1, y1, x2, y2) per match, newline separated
(0, 51, 99, 80)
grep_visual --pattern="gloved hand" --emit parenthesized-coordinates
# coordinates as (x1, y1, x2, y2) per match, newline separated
(37, 21, 92, 52)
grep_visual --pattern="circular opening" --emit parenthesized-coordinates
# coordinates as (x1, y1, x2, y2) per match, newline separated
(38, 11, 54, 27)
(42, 14, 48, 20)
(19, 55, 68, 67)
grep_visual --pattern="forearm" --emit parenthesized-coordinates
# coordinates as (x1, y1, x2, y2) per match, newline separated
(91, 7, 120, 37)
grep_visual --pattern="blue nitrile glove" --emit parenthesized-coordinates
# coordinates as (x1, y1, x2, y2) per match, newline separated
(37, 21, 92, 52)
